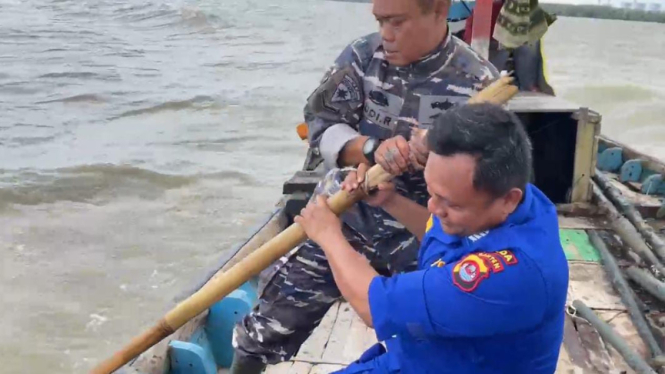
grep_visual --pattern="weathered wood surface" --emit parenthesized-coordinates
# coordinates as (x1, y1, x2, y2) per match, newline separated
(604, 173, 663, 210)
(599, 136, 665, 177)
(266, 301, 376, 373)
(567, 262, 626, 310)
(571, 108, 600, 203)
(559, 216, 611, 230)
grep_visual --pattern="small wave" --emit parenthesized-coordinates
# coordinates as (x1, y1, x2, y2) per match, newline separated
(565, 84, 657, 104)
(39, 72, 100, 79)
(5, 135, 57, 147)
(38, 71, 122, 82)
(36, 94, 107, 104)
(113, 95, 223, 119)
(0, 164, 196, 209)
(204, 170, 257, 185)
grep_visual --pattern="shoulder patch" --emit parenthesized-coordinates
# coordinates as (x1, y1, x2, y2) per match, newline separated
(452, 250, 519, 292)
(496, 250, 518, 265)
(452, 254, 490, 292)
(331, 74, 361, 103)
(477, 253, 504, 273)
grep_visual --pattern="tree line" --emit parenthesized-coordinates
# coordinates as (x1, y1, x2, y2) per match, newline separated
(330, 0, 665, 23)
(542, 3, 665, 24)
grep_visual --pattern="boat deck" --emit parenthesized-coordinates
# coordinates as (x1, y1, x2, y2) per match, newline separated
(261, 254, 649, 373)
(265, 301, 377, 374)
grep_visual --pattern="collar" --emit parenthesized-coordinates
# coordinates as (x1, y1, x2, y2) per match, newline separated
(504, 183, 535, 226)
(384, 28, 454, 76)
(429, 183, 535, 245)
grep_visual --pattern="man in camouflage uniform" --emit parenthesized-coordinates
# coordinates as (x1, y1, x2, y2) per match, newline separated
(231, 0, 499, 372)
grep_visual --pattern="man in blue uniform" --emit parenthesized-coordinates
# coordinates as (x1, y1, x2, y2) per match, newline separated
(295, 103, 569, 373)
(231, 0, 499, 371)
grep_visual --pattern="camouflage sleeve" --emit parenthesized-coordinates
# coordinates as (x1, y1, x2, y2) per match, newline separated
(304, 37, 372, 170)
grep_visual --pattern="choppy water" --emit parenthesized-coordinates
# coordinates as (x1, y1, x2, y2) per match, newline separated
(0, 1, 663, 373)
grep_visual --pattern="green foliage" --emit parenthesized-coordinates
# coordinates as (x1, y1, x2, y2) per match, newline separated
(542, 3, 665, 23)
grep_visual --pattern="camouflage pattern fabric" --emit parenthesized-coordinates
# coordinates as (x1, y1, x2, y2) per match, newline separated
(493, 0, 557, 49)
(232, 30, 499, 364)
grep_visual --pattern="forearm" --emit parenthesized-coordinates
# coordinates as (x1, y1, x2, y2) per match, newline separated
(338, 136, 370, 167)
(381, 194, 430, 241)
(320, 234, 378, 327)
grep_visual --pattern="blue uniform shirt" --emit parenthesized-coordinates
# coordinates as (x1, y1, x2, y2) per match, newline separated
(342, 183, 569, 373)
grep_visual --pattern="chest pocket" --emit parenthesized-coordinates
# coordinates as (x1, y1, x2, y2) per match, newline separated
(417, 95, 468, 127)
(359, 89, 407, 140)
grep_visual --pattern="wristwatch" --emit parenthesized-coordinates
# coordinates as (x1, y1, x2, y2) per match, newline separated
(362, 137, 381, 165)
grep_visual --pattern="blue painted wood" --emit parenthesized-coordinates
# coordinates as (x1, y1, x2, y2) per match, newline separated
(169, 339, 217, 374)
(641, 174, 663, 195)
(597, 147, 623, 172)
(449, 0, 475, 21)
(205, 281, 258, 368)
(620, 159, 643, 182)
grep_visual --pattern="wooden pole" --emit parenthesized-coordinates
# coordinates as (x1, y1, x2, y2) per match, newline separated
(572, 300, 658, 374)
(594, 170, 665, 262)
(588, 231, 663, 357)
(627, 266, 665, 304)
(90, 77, 519, 374)
(470, 0, 493, 60)
(592, 182, 665, 276)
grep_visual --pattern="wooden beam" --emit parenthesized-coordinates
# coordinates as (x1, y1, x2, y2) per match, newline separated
(571, 108, 601, 203)
(470, 0, 493, 60)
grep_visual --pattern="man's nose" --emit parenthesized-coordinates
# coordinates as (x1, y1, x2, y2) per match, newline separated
(380, 24, 396, 44)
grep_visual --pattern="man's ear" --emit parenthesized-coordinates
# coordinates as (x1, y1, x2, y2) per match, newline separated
(433, 0, 451, 20)
(502, 188, 524, 215)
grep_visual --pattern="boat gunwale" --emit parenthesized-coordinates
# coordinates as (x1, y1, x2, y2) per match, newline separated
(128, 197, 291, 374)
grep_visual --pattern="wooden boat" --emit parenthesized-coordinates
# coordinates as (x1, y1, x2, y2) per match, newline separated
(113, 92, 665, 374)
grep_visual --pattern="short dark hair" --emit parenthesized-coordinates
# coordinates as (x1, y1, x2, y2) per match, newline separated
(427, 103, 533, 198)
(417, 0, 435, 12)
(418, 0, 447, 13)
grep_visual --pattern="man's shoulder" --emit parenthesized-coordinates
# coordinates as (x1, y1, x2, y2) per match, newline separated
(334, 32, 382, 69)
(446, 36, 500, 83)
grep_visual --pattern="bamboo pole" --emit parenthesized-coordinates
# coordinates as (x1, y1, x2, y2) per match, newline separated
(89, 75, 519, 374)
(627, 266, 665, 304)
(571, 300, 657, 374)
(588, 230, 662, 357)
(592, 182, 665, 276)
(594, 170, 665, 262)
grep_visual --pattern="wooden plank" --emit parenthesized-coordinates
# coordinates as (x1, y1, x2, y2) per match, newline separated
(309, 364, 346, 373)
(561, 315, 592, 371)
(561, 230, 601, 263)
(342, 314, 378, 365)
(507, 92, 581, 113)
(559, 216, 610, 230)
(290, 362, 314, 374)
(264, 362, 294, 374)
(600, 135, 665, 176)
(596, 310, 649, 372)
(605, 173, 663, 209)
(571, 108, 600, 203)
(297, 302, 341, 362)
(469, 0, 492, 59)
(322, 303, 357, 363)
(567, 263, 625, 310)
(555, 347, 586, 374)
(575, 317, 617, 373)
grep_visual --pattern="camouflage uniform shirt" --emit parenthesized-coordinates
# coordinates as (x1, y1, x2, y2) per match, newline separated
(305, 30, 499, 204)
